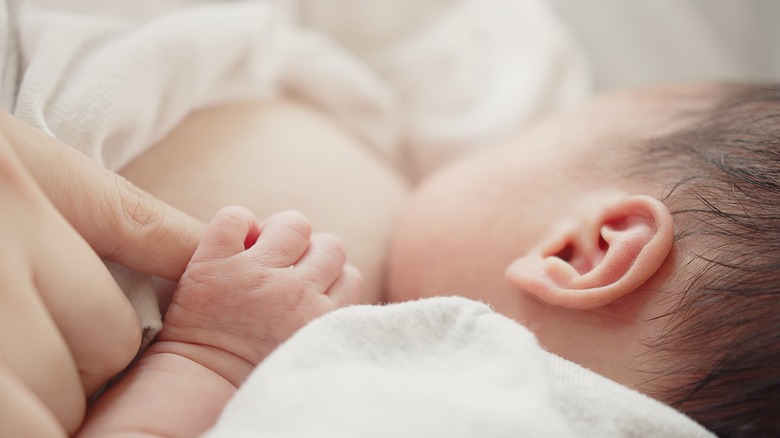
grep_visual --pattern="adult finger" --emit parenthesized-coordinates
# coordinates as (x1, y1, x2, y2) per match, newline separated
(0, 141, 139, 432)
(0, 111, 204, 281)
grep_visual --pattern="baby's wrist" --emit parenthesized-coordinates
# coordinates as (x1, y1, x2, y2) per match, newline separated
(144, 341, 256, 388)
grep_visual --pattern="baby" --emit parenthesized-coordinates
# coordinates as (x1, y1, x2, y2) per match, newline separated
(384, 82, 780, 437)
(90, 82, 778, 437)
(4, 82, 777, 437)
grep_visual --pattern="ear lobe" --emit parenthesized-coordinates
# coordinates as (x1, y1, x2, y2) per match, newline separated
(505, 195, 674, 310)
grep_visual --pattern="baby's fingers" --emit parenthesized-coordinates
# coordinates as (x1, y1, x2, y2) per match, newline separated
(293, 232, 363, 306)
(191, 206, 259, 262)
(251, 211, 312, 268)
(295, 233, 347, 292)
(326, 264, 364, 307)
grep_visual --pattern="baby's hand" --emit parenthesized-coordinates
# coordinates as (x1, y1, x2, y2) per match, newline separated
(157, 206, 363, 385)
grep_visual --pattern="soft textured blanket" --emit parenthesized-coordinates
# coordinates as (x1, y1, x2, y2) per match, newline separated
(205, 297, 714, 437)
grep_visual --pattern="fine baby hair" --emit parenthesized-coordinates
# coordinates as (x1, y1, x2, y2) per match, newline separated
(623, 84, 780, 437)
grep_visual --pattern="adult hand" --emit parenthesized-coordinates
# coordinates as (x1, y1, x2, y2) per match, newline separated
(0, 110, 204, 281)
(0, 126, 147, 435)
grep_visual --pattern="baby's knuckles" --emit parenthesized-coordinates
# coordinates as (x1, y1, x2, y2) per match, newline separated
(163, 265, 335, 367)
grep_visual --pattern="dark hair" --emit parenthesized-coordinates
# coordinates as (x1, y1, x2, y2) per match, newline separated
(630, 85, 780, 437)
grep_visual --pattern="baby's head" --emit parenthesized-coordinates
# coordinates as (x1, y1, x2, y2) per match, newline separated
(384, 83, 780, 436)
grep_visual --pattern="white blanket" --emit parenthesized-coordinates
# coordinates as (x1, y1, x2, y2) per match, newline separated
(12, 0, 589, 176)
(205, 297, 714, 437)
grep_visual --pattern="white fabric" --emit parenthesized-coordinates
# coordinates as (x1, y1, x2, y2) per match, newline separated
(287, 0, 591, 177)
(14, 0, 399, 170)
(12, 0, 590, 176)
(0, 0, 20, 109)
(104, 262, 166, 351)
(205, 297, 714, 437)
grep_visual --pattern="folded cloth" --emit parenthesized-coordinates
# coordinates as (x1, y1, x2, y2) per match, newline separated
(104, 262, 168, 351)
(13, 0, 589, 174)
(289, 0, 591, 177)
(14, 0, 401, 170)
(204, 297, 714, 437)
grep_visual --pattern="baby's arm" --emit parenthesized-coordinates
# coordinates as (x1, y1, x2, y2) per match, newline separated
(78, 207, 363, 437)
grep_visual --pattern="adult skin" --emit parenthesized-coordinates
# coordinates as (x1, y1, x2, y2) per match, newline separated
(0, 110, 204, 282)
(0, 119, 149, 436)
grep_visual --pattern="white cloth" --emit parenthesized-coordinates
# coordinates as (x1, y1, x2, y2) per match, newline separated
(0, 0, 20, 109)
(287, 0, 591, 177)
(205, 297, 714, 437)
(12, 0, 590, 176)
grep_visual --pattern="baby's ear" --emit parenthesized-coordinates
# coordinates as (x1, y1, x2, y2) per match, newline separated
(505, 195, 673, 310)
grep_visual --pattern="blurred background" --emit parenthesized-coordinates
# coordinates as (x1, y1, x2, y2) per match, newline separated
(547, 0, 780, 90)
